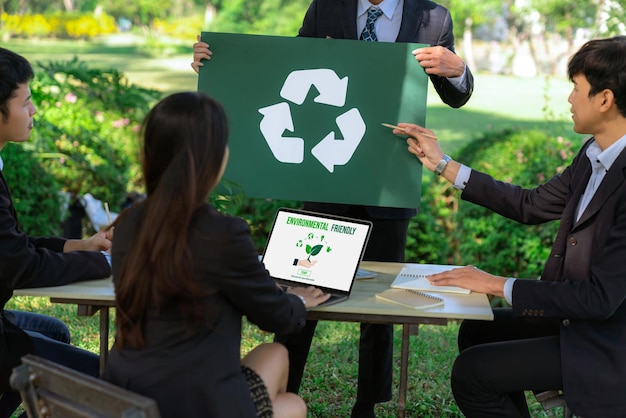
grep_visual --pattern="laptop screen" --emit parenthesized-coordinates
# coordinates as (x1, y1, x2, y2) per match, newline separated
(262, 208, 372, 293)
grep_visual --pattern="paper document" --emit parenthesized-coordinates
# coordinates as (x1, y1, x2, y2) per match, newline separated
(391, 264, 470, 294)
(376, 288, 444, 309)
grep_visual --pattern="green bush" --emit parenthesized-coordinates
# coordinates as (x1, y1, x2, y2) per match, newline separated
(3, 58, 161, 237)
(2, 143, 64, 237)
(455, 129, 579, 276)
(30, 58, 161, 211)
(407, 128, 580, 302)
(217, 195, 301, 252)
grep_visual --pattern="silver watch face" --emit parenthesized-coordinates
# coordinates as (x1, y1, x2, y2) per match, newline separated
(434, 155, 450, 175)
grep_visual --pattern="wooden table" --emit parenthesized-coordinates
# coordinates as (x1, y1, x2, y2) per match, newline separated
(14, 278, 115, 374)
(14, 261, 493, 416)
(308, 261, 493, 417)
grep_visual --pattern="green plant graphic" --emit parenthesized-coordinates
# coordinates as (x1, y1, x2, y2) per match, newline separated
(305, 244, 324, 261)
(296, 232, 332, 262)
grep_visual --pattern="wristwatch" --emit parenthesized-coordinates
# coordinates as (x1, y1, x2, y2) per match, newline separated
(434, 154, 451, 176)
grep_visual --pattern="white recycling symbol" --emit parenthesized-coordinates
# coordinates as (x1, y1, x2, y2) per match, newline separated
(258, 69, 366, 173)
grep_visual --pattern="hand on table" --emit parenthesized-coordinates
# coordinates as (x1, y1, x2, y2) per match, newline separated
(427, 265, 506, 297)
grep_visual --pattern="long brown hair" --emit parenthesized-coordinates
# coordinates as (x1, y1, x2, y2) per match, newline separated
(114, 92, 229, 349)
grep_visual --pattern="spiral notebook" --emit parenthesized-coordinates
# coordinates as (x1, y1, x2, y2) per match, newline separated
(376, 288, 444, 309)
(391, 264, 471, 294)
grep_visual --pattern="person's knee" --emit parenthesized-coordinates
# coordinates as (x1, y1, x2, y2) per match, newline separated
(288, 393, 307, 417)
(457, 319, 482, 353)
(451, 348, 481, 395)
(260, 342, 289, 369)
(273, 392, 307, 418)
(243, 343, 290, 383)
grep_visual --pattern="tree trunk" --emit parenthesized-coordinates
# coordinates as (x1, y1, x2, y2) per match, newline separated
(63, 0, 74, 12)
(462, 17, 476, 73)
(594, 0, 607, 36)
(205, 2, 217, 26)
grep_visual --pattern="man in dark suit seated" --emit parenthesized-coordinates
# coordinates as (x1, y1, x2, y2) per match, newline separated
(397, 35, 626, 418)
(0, 47, 113, 418)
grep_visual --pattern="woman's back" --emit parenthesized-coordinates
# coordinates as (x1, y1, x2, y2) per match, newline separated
(103, 204, 306, 417)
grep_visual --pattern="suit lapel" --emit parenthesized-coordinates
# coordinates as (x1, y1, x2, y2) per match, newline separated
(566, 159, 592, 227)
(576, 146, 626, 227)
(341, 0, 359, 39)
(396, 0, 423, 42)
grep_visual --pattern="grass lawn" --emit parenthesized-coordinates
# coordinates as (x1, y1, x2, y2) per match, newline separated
(4, 37, 574, 417)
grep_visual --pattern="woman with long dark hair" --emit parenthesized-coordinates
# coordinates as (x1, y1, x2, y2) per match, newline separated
(102, 92, 329, 418)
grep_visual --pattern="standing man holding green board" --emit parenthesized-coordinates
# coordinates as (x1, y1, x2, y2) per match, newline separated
(192, 1, 473, 416)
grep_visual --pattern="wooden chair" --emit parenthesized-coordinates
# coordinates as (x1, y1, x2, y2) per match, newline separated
(533, 389, 573, 418)
(9, 354, 160, 418)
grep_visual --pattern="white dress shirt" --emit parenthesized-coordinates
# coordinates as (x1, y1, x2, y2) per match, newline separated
(356, 0, 467, 90)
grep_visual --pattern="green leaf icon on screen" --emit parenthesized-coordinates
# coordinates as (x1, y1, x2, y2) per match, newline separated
(306, 244, 324, 261)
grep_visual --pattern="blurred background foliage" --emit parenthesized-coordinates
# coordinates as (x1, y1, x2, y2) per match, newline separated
(1, 0, 622, 275)
(3, 59, 160, 236)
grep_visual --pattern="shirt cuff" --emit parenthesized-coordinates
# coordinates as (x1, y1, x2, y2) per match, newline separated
(100, 251, 112, 267)
(453, 164, 472, 190)
(446, 64, 468, 93)
(504, 277, 516, 305)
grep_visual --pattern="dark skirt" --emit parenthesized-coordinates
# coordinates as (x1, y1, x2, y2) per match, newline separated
(242, 365, 273, 418)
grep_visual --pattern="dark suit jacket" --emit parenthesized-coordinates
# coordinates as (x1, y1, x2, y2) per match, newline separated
(0, 171, 111, 392)
(461, 139, 626, 417)
(103, 204, 307, 418)
(299, 0, 474, 219)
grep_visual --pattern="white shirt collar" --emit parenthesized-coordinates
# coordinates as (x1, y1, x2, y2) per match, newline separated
(592, 134, 626, 171)
(0, 155, 3, 171)
(358, 0, 400, 20)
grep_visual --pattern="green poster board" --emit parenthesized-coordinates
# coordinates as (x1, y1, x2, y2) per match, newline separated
(198, 32, 427, 208)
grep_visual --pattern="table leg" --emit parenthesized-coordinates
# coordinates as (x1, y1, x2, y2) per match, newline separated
(73, 304, 112, 374)
(99, 307, 110, 374)
(398, 323, 419, 418)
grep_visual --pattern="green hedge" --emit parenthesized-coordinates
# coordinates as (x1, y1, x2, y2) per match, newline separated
(407, 128, 580, 304)
(220, 128, 581, 274)
(3, 58, 161, 237)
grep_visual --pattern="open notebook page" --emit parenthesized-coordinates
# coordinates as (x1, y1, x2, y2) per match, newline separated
(390, 264, 471, 294)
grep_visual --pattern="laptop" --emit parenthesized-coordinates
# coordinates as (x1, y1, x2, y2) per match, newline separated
(261, 207, 372, 307)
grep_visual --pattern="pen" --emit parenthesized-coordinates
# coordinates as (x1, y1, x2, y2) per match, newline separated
(104, 202, 115, 237)
(381, 123, 437, 139)
(104, 202, 112, 225)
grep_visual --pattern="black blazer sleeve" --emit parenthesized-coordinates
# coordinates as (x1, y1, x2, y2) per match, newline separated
(195, 213, 307, 335)
(399, 0, 473, 108)
(0, 172, 111, 303)
(298, 0, 473, 108)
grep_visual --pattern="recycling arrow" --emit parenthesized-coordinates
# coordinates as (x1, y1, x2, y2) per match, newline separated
(311, 108, 365, 173)
(258, 68, 366, 171)
(280, 69, 349, 107)
(258, 102, 304, 163)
